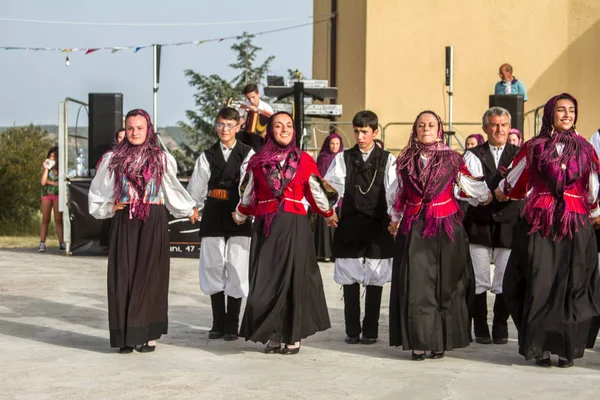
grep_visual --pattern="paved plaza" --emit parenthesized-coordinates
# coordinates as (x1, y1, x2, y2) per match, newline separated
(1, 248, 599, 399)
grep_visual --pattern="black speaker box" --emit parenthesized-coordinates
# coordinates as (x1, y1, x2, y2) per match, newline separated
(89, 93, 123, 168)
(489, 94, 524, 134)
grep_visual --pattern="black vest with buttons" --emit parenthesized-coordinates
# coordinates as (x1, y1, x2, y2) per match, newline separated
(341, 144, 390, 219)
(332, 144, 394, 259)
(199, 140, 252, 238)
(463, 141, 521, 248)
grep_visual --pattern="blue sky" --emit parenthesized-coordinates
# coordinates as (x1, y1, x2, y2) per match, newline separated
(0, 0, 314, 126)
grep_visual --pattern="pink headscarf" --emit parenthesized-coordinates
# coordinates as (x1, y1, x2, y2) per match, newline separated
(317, 133, 344, 175)
(465, 133, 485, 147)
(248, 112, 302, 236)
(508, 128, 523, 147)
(394, 110, 464, 239)
(108, 109, 165, 221)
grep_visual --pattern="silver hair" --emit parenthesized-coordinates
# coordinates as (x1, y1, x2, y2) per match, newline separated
(482, 107, 512, 126)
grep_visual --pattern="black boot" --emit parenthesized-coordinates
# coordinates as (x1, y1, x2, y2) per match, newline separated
(361, 285, 382, 344)
(209, 292, 225, 339)
(224, 296, 242, 341)
(473, 293, 492, 344)
(492, 293, 509, 344)
(343, 283, 361, 344)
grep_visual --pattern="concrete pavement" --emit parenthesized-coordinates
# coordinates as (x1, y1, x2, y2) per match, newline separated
(1, 248, 599, 399)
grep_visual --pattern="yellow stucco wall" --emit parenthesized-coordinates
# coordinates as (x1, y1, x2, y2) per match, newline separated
(313, 0, 600, 152)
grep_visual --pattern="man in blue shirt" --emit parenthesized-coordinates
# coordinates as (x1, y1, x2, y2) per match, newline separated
(494, 63, 527, 104)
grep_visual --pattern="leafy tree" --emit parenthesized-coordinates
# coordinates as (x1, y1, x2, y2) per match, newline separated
(0, 125, 53, 231)
(177, 32, 275, 174)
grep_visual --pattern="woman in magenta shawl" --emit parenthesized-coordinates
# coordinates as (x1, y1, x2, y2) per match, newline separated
(498, 93, 600, 368)
(314, 133, 344, 260)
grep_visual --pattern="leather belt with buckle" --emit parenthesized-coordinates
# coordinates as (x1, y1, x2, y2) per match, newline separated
(208, 189, 229, 200)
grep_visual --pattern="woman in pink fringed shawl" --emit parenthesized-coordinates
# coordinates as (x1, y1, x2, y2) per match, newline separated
(89, 109, 197, 354)
(387, 110, 492, 361)
(497, 93, 600, 368)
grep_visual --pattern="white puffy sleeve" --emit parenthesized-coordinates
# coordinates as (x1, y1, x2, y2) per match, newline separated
(239, 149, 255, 193)
(186, 152, 210, 214)
(88, 152, 116, 219)
(384, 154, 400, 222)
(589, 171, 600, 218)
(457, 174, 490, 203)
(234, 170, 255, 222)
(162, 153, 195, 218)
(324, 152, 346, 201)
(591, 131, 600, 159)
(387, 176, 402, 223)
(458, 151, 485, 206)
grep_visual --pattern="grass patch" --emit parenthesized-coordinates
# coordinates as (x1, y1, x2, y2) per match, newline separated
(0, 212, 59, 248)
(0, 236, 59, 249)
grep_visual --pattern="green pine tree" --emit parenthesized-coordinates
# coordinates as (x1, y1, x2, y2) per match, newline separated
(177, 32, 275, 175)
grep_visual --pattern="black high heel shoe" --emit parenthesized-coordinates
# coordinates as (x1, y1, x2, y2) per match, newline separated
(280, 345, 301, 355)
(535, 357, 551, 367)
(557, 359, 573, 368)
(411, 351, 426, 361)
(118, 346, 134, 354)
(137, 342, 156, 353)
(429, 351, 445, 359)
(264, 343, 281, 354)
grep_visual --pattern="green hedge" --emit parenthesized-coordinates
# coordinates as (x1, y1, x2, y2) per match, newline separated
(0, 125, 54, 235)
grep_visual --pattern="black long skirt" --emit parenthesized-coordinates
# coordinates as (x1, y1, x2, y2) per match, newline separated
(240, 212, 331, 344)
(503, 219, 600, 360)
(313, 214, 335, 260)
(107, 205, 170, 348)
(389, 218, 474, 351)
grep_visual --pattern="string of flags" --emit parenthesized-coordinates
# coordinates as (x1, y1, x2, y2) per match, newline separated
(0, 17, 332, 54)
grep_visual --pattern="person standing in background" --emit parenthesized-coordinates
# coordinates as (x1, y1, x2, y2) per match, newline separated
(39, 146, 64, 252)
(314, 133, 344, 261)
(494, 63, 527, 105)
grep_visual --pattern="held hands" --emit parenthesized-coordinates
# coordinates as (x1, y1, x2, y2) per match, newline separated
(326, 211, 339, 228)
(388, 221, 400, 236)
(188, 208, 199, 224)
(494, 187, 507, 202)
(112, 203, 127, 213)
(480, 191, 494, 206)
(232, 211, 247, 225)
(592, 216, 600, 230)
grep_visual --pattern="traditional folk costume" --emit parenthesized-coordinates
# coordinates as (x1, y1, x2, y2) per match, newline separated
(235, 112, 338, 349)
(89, 109, 195, 350)
(187, 140, 254, 340)
(314, 133, 344, 261)
(324, 141, 396, 344)
(388, 111, 490, 356)
(501, 94, 600, 365)
(462, 141, 521, 344)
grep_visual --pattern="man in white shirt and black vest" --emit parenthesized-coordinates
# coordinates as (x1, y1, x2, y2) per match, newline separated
(187, 107, 254, 341)
(237, 83, 274, 152)
(325, 110, 397, 345)
(462, 107, 521, 345)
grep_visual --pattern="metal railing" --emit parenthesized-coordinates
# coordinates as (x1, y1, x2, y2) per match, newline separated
(524, 104, 544, 139)
(303, 120, 481, 155)
(382, 121, 481, 153)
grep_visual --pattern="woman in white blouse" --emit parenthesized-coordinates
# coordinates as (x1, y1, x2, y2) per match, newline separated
(89, 109, 198, 354)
